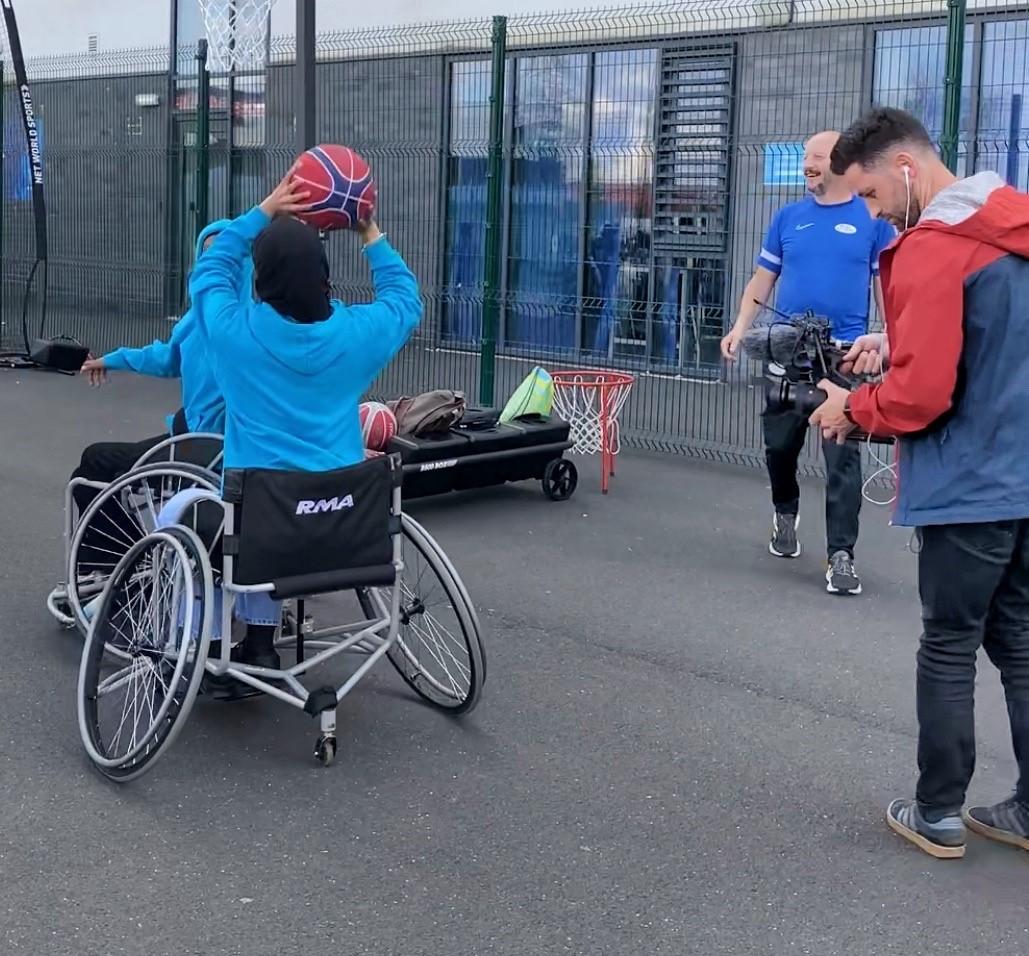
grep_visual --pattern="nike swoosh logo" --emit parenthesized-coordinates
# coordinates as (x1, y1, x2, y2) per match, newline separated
(796, 223, 814, 230)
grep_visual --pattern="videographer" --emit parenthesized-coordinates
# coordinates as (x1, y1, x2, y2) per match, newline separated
(815, 106, 1029, 860)
(722, 130, 895, 594)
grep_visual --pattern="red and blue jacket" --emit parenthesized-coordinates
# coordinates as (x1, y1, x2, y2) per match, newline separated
(848, 171, 1029, 527)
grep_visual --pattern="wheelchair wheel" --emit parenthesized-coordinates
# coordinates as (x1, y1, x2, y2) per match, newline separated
(359, 514, 485, 715)
(77, 525, 214, 782)
(67, 462, 220, 638)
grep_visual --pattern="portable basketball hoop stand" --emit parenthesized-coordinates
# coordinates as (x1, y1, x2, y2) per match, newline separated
(550, 370, 635, 494)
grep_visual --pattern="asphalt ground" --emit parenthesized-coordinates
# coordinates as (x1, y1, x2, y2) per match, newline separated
(0, 368, 1025, 956)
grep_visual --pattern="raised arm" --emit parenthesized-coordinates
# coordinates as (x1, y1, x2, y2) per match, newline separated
(188, 167, 311, 350)
(188, 207, 270, 349)
(345, 223, 424, 380)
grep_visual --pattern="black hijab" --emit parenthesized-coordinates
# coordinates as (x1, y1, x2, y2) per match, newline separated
(252, 216, 332, 323)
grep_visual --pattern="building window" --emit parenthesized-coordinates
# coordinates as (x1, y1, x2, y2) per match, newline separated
(977, 19, 1029, 188)
(872, 25, 974, 175)
(583, 48, 658, 363)
(506, 53, 590, 352)
(442, 60, 495, 345)
(442, 49, 662, 360)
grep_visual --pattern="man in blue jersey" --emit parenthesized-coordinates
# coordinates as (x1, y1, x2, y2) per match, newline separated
(721, 130, 895, 595)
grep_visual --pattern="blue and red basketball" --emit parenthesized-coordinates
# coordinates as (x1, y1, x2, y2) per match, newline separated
(293, 144, 376, 232)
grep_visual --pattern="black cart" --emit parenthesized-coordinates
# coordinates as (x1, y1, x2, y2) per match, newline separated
(387, 415, 578, 502)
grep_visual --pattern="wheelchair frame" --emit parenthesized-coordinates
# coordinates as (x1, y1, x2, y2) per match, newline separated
(48, 432, 224, 631)
(75, 455, 485, 781)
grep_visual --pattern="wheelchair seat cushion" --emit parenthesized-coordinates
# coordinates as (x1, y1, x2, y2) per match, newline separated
(224, 455, 400, 595)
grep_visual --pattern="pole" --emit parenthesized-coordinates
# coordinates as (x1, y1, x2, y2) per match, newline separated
(195, 40, 210, 240)
(940, 0, 966, 174)
(1, 0, 48, 352)
(480, 15, 507, 408)
(296, 0, 316, 151)
(1, 58, 5, 335)
(1006, 94, 1022, 186)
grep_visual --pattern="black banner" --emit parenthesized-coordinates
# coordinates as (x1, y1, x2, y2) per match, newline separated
(2, 0, 47, 261)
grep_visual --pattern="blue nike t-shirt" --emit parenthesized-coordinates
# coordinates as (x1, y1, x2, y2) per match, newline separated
(756, 195, 896, 343)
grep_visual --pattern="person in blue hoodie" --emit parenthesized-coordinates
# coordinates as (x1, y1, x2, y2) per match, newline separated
(186, 167, 422, 680)
(69, 221, 252, 574)
(189, 170, 422, 475)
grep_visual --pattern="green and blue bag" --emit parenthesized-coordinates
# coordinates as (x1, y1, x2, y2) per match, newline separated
(500, 366, 554, 423)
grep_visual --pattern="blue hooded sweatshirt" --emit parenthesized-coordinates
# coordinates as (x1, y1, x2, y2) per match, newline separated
(188, 205, 422, 473)
(103, 220, 254, 435)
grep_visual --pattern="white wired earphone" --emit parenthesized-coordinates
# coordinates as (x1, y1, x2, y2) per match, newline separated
(860, 360, 896, 508)
(860, 166, 909, 507)
(902, 164, 911, 231)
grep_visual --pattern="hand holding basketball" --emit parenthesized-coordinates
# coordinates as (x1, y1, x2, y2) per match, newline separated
(259, 165, 312, 220)
(291, 144, 377, 233)
(356, 220, 381, 246)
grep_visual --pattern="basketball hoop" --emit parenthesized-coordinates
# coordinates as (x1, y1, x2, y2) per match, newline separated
(551, 370, 634, 494)
(195, 0, 277, 71)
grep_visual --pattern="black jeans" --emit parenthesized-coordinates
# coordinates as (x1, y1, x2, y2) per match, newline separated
(916, 520, 1029, 818)
(762, 403, 862, 559)
(70, 434, 169, 573)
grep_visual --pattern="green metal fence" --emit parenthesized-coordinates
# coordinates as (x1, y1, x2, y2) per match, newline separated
(1, 0, 1016, 475)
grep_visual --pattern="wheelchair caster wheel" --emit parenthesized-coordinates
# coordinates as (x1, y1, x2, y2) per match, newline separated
(314, 735, 336, 767)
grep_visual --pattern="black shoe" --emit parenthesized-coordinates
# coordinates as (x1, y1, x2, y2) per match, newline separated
(826, 550, 862, 595)
(886, 798, 966, 859)
(963, 796, 1029, 851)
(202, 641, 281, 702)
(769, 512, 800, 558)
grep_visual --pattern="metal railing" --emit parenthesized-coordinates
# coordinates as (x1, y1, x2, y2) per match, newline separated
(0, 0, 1010, 475)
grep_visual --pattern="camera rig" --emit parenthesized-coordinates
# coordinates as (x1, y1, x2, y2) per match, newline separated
(751, 302, 893, 445)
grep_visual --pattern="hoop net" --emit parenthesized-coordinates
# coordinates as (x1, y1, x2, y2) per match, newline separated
(551, 370, 634, 493)
(196, 0, 276, 72)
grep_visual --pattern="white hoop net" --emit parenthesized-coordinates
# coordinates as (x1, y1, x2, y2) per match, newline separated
(551, 372, 635, 457)
(196, 0, 276, 72)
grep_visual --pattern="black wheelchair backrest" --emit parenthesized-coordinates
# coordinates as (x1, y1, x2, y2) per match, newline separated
(223, 453, 402, 597)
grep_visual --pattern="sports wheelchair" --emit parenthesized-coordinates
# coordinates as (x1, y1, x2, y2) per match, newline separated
(47, 431, 225, 633)
(73, 452, 485, 781)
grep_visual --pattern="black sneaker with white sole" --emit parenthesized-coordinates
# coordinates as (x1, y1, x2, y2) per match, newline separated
(826, 550, 862, 594)
(769, 512, 800, 558)
(963, 796, 1029, 851)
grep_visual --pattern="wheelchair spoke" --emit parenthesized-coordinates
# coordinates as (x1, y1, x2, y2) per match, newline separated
(396, 550, 470, 696)
(108, 657, 146, 757)
(376, 518, 483, 712)
(401, 603, 470, 699)
(96, 662, 137, 696)
(70, 464, 220, 636)
(85, 531, 205, 768)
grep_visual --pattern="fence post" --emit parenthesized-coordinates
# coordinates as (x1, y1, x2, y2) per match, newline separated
(940, 0, 966, 173)
(296, 0, 317, 151)
(479, 15, 507, 408)
(0, 58, 4, 332)
(195, 40, 210, 240)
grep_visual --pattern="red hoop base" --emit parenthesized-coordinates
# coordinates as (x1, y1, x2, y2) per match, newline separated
(550, 369, 635, 494)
